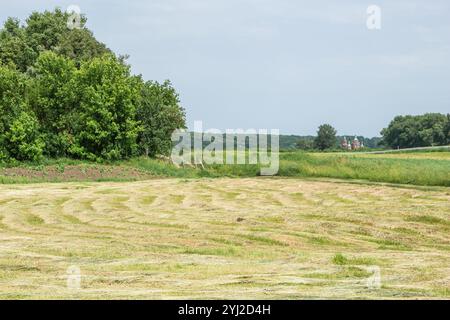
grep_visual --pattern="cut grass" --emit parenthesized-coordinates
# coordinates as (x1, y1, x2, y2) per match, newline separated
(406, 215, 449, 226)
(25, 214, 45, 226)
(332, 253, 380, 266)
(0, 178, 448, 299)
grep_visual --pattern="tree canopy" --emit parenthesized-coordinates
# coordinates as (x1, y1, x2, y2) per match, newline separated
(381, 113, 450, 149)
(314, 124, 337, 150)
(0, 9, 185, 162)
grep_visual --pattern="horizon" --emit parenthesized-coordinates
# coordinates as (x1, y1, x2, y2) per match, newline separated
(2, 0, 449, 136)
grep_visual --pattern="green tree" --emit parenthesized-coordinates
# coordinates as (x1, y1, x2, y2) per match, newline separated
(137, 80, 186, 156)
(295, 137, 314, 150)
(6, 112, 45, 161)
(0, 9, 186, 162)
(25, 8, 76, 53)
(0, 8, 109, 72)
(444, 114, 450, 145)
(69, 55, 142, 161)
(0, 66, 44, 161)
(314, 124, 337, 150)
(0, 18, 36, 72)
(56, 28, 110, 67)
(381, 113, 448, 148)
(29, 51, 77, 157)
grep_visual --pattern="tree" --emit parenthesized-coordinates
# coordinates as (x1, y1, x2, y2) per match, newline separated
(25, 8, 70, 53)
(0, 18, 36, 72)
(295, 137, 314, 150)
(6, 112, 45, 161)
(137, 80, 186, 156)
(444, 114, 450, 145)
(314, 124, 337, 150)
(381, 113, 448, 148)
(0, 8, 109, 72)
(69, 55, 142, 161)
(0, 66, 44, 161)
(56, 28, 110, 67)
(0, 9, 186, 162)
(29, 51, 77, 157)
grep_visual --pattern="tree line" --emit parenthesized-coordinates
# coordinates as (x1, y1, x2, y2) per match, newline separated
(298, 113, 450, 151)
(381, 113, 450, 149)
(0, 9, 185, 162)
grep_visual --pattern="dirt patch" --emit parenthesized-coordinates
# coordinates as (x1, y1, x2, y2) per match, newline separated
(0, 165, 155, 182)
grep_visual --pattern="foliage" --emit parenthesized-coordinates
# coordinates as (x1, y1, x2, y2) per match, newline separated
(69, 55, 143, 161)
(0, 18, 36, 72)
(0, 9, 185, 163)
(314, 124, 337, 150)
(381, 113, 450, 149)
(55, 28, 111, 67)
(6, 111, 45, 161)
(0, 66, 44, 161)
(295, 137, 315, 150)
(137, 80, 186, 156)
(28, 51, 77, 157)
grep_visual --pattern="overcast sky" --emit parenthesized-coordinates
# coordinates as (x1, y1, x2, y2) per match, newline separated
(2, 0, 449, 136)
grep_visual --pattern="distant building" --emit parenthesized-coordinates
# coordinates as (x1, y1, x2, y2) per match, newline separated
(341, 137, 351, 150)
(351, 136, 361, 150)
(341, 136, 364, 150)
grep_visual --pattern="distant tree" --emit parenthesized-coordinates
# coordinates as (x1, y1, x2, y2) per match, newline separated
(137, 80, 186, 156)
(295, 137, 314, 150)
(381, 113, 448, 149)
(314, 124, 337, 150)
(444, 114, 450, 145)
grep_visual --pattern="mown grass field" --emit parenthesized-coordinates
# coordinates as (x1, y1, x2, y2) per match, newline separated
(0, 178, 449, 299)
(0, 151, 448, 299)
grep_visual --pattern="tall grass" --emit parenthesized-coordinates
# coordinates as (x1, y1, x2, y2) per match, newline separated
(1, 152, 449, 186)
(278, 152, 450, 186)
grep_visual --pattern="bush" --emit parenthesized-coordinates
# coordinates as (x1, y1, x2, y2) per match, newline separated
(6, 111, 45, 161)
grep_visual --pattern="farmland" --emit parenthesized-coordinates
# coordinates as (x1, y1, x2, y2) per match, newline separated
(0, 151, 449, 299)
(0, 177, 449, 299)
(1, 151, 449, 187)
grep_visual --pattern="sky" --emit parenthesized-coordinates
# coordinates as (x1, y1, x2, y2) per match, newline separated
(1, 0, 449, 137)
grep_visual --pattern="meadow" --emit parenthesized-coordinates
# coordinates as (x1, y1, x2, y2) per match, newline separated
(1, 151, 449, 187)
(0, 178, 449, 299)
(0, 151, 448, 299)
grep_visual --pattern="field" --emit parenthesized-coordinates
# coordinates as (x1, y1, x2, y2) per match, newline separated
(0, 177, 449, 299)
(0, 151, 449, 299)
(1, 150, 450, 186)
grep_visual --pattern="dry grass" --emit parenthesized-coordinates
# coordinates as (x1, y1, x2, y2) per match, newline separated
(0, 178, 449, 299)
